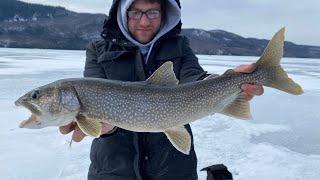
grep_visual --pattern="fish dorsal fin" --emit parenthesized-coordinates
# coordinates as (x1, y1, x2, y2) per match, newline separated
(164, 125, 191, 154)
(220, 92, 252, 120)
(76, 114, 102, 137)
(146, 61, 179, 86)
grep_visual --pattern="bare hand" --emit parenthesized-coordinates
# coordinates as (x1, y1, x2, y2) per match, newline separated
(233, 63, 264, 101)
(59, 122, 115, 142)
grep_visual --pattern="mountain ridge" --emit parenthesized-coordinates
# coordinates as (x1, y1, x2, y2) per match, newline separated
(1, 0, 319, 58)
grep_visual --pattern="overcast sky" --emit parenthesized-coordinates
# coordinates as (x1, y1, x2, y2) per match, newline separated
(21, 0, 320, 46)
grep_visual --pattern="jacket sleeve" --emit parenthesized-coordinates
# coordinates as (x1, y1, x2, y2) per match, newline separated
(178, 37, 209, 84)
(83, 42, 106, 78)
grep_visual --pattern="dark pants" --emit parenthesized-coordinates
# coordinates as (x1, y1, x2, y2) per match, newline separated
(88, 125, 198, 180)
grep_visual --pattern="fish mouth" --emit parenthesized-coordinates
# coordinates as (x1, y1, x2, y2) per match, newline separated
(15, 100, 42, 115)
(15, 101, 42, 128)
(19, 114, 40, 128)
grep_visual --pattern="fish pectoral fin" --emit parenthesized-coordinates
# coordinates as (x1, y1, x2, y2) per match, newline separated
(76, 114, 102, 137)
(146, 61, 179, 86)
(220, 92, 252, 120)
(164, 126, 191, 155)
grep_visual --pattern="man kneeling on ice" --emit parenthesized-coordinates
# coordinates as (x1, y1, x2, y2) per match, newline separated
(59, 0, 263, 179)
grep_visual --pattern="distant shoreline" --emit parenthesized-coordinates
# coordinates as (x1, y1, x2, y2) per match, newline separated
(1, 47, 319, 60)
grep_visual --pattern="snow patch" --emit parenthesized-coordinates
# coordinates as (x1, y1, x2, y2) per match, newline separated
(0, 48, 319, 180)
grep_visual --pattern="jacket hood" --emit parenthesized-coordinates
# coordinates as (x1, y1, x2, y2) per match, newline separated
(101, 0, 182, 42)
(117, 0, 181, 47)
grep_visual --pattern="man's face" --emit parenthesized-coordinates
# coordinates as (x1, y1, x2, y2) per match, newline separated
(127, 0, 162, 44)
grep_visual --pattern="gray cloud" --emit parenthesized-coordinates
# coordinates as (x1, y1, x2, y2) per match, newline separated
(181, 0, 320, 46)
(20, 0, 112, 14)
(21, 0, 320, 46)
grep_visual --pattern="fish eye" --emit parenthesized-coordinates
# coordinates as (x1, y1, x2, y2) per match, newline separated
(31, 90, 40, 99)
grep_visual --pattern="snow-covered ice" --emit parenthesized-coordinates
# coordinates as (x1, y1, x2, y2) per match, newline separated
(0, 48, 319, 180)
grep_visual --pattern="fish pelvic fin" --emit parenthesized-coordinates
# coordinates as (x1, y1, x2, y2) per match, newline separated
(164, 126, 191, 155)
(220, 92, 252, 120)
(256, 27, 303, 95)
(76, 114, 102, 137)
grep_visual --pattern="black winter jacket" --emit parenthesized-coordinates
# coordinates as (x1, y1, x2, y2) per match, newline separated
(84, 0, 207, 179)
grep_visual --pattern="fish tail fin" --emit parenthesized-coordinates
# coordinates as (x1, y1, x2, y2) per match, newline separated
(255, 27, 303, 95)
(218, 28, 302, 120)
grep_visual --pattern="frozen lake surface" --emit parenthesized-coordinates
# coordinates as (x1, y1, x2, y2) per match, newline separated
(0, 48, 319, 180)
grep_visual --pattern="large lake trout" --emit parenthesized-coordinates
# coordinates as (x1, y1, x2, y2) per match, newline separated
(15, 28, 303, 154)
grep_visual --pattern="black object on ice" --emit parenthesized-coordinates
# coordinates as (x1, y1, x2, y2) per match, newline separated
(201, 164, 233, 180)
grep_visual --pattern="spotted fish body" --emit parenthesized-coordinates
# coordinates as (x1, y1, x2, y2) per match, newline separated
(69, 71, 262, 131)
(15, 28, 303, 154)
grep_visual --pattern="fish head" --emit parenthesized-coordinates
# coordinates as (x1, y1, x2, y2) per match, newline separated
(15, 81, 80, 129)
